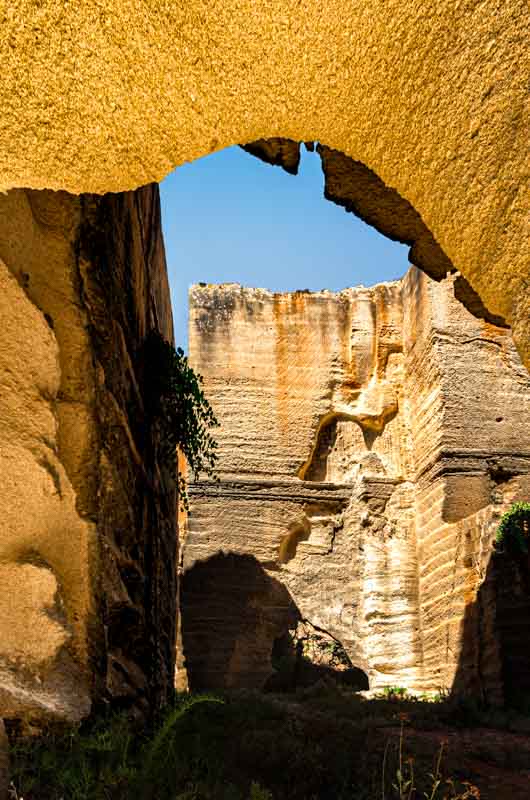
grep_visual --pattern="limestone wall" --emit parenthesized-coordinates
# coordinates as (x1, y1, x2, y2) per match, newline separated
(182, 268, 530, 696)
(0, 186, 176, 722)
(401, 269, 530, 695)
(1, 0, 527, 718)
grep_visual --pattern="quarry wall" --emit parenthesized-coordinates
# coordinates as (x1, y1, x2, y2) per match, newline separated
(183, 268, 530, 698)
(0, 186, 176, 722)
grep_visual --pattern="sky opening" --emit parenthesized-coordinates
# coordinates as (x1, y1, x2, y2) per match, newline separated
(160, 145, 410, 350)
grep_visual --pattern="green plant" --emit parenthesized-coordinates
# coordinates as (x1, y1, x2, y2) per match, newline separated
(140, 694, 225, 788)
(9, 695, 232, 800)
(391, 721, 416, 800)
(10, 690, 497, 800)
(301, 633, 352, 670)
(382, 687, 409, 701)
(144, 331, 219, 510)
(9, 711, 139, 800)
(495, 502, 530, 556)
(430, 687, 450, 704)
(249, 782, 273, 800)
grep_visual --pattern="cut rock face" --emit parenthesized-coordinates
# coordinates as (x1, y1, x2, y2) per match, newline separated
(0, 253, 92, 721)
(182, 268, 530, 699)
(0, 185, 176, 723)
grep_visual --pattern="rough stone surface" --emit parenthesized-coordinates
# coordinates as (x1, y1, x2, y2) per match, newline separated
(242, 139, 301, 176)
(0, 1, 528, 368)
(0, 185, 176, 722)
(182, 269, 530, 697)
(0, 720, 8, 800)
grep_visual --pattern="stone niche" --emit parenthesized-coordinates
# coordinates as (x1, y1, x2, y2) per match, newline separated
(0, 186, 176, 723)
(182, 268, 530, 700)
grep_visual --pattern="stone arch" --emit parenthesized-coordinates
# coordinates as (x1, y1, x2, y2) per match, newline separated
(301, 414, 389, 484)
(244, 140, 508, 331)
(1, 2, 528, 367)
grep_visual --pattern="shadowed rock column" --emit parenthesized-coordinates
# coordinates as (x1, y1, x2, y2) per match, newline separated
(0, 720, 8, 800)
(0, 185, 176, 723)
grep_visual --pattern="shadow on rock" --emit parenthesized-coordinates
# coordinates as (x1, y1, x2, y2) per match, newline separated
(265, 621, 369, 693)
(452, 547, 530, 708)
(181, 552, 300, 691)
(181, 552, 369, 695)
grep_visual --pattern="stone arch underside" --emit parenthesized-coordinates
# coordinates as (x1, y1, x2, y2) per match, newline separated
(1, 1, 528, 369)
(243, 139, 507, 331)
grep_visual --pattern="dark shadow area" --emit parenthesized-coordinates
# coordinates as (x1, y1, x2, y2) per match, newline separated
(12, 682, 530, 800)
(265, 623, 369, 693)
(452, 546, 530, 708)
(181, 552, 300, 691)
(304, 419, 338, 481)
(77, 187, 177, 711)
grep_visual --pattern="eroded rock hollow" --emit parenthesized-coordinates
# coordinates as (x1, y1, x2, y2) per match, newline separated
(182, 268, 530, 700)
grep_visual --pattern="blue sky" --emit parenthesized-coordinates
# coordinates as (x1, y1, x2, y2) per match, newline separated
(160, 146, 410, 350)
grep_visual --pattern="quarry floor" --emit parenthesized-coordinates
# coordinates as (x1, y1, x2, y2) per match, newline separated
(9, 687, 530, 799)
(267, 688, 530, 799)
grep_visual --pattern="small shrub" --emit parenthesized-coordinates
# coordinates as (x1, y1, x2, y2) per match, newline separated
(495, 501, 530, 556)
(9, 711, 139, 800)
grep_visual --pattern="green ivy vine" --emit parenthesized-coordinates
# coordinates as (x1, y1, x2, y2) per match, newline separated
(144, 331, 219, 511)
(495, 502, 530, 556)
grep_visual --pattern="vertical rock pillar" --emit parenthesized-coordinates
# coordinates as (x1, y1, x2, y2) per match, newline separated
(0, 185, 176, 722)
